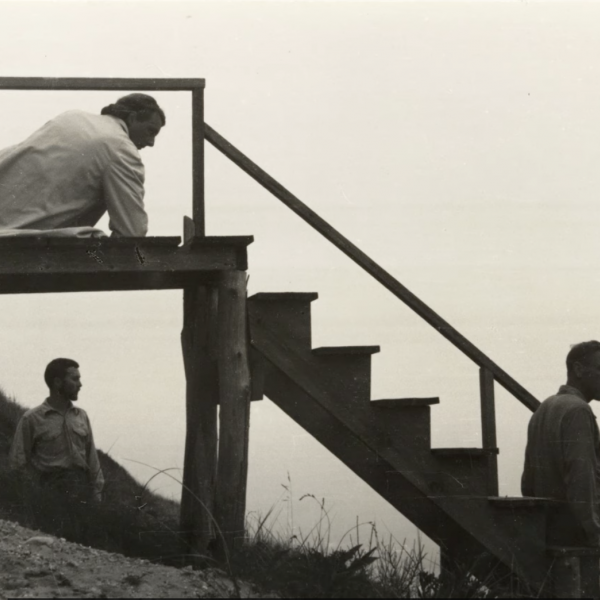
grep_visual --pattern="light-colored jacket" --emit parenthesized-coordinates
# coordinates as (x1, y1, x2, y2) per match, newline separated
(0, 110, 147, 237)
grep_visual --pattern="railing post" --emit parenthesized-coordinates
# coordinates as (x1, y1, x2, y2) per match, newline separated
(479, 367, 499, 496)
(192, 86, 205, 236)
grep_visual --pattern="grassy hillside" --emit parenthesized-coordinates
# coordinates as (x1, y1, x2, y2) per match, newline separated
(0, 389, 185, 565)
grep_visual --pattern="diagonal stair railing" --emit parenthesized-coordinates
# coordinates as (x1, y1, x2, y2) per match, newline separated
(205, 123, 540, 495)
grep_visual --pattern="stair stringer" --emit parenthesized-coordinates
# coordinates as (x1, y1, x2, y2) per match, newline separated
(249, 314, 550, 592)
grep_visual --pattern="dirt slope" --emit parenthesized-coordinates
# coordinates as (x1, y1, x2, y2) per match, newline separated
(0, 519, 261, 599)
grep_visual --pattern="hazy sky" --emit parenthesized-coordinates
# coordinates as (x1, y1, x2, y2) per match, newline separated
(1, 0, 600, 557)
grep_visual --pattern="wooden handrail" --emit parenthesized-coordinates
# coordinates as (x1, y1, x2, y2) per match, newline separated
(205, 123, 540, 413)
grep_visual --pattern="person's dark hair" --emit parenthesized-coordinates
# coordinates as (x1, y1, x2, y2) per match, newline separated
(566, 341, 600, 373)
(101, 93, 166, 126)
(44, 358, 79, 389)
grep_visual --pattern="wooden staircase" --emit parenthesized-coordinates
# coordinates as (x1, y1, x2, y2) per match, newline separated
(202, 116, 598, 595)
(247, 292, 552, 593)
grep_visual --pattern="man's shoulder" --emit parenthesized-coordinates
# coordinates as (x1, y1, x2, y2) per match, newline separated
(20, 402, 51, 420)
(540, 393, 594, 419)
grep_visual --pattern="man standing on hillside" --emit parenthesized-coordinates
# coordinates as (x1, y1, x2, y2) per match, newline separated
(522, 340, 600, 546)
(0, 93, 164, 237)
(9, 358, 104, 526)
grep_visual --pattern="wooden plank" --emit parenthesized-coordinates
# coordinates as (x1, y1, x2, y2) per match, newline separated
(371, 397, 440, 408)
(431, 448, 499, 457)
(0, 236, 181, 248)
(180, 284, 219, 560)
(214, 271, 251, 559)
(205, 123, 540, 413)
(0, 77, 205, 91)
(0, 236, 253, 293)
(188, 236, 254, 248)
(480, 367, 499, 496)
(489, 497, 561, 509)
(313, 346, 380, 355)
(548, 547, 600, 557)
(192, 88, 205, 236)
(0, 239, 250, 276)
(250, 292, 319, 302)
(0, 271, 225, 295)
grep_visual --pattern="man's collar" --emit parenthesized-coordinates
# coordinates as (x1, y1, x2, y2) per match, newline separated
(557, 384, 588, 402)
(108, 116, 129, 135)
(41, 398, 77, 415)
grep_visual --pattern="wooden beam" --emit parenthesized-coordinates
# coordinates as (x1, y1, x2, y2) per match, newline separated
(0, 77, 205, 91)
(214, 270, 251, 559)
(205, 123, 540, 413)
(0, 236, 253, 294)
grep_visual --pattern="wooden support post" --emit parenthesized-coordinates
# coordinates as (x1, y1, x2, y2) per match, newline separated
(214, 270, 251, 559)
(180, 218, 218, 560)
(479, 367, 499, 496)
(548, 547, 600, 599)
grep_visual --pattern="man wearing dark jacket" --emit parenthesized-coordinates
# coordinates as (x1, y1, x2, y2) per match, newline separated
(522, 340, 600, 546)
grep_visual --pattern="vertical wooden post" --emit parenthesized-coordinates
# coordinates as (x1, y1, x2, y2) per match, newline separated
(214, 270, 251, 559)
(192, 86, 205, 237)
(180, 218, 218, 559)
(479, 367, 499, 496)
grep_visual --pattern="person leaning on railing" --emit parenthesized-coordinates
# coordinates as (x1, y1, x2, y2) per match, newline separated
(0, 93, 164, 237)
(522, 340, 600, 547)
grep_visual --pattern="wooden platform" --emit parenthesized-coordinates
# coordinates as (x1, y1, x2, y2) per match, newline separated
(0, 235, 253, 293)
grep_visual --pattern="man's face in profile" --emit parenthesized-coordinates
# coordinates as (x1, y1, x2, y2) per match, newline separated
(127, 112, 163, 150)
(580, 351, 600, 401)
(59, 367, 82, 402)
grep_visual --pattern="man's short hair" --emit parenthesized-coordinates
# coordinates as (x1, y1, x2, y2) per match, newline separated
(44, 358, 79, 388)
(566, 341, 600, 373)
(101, 93, 166, 126)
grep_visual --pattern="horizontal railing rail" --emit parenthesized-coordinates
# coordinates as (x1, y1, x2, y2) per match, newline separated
(0, 77, 205, 91)
(205, 123, 540, 413)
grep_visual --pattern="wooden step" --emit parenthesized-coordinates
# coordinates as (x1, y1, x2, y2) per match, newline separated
(371, 397, 440, 408)
(488, 497, 560, 510)
(313, 346, 380, 355)
(427, 448, 499, 499)
(250, 292, 319, 302)
(432, 447, 499, 457)
(369, 398, 439, 451)
(248, 292, 318, 349)
(310, 346, 378, 405)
